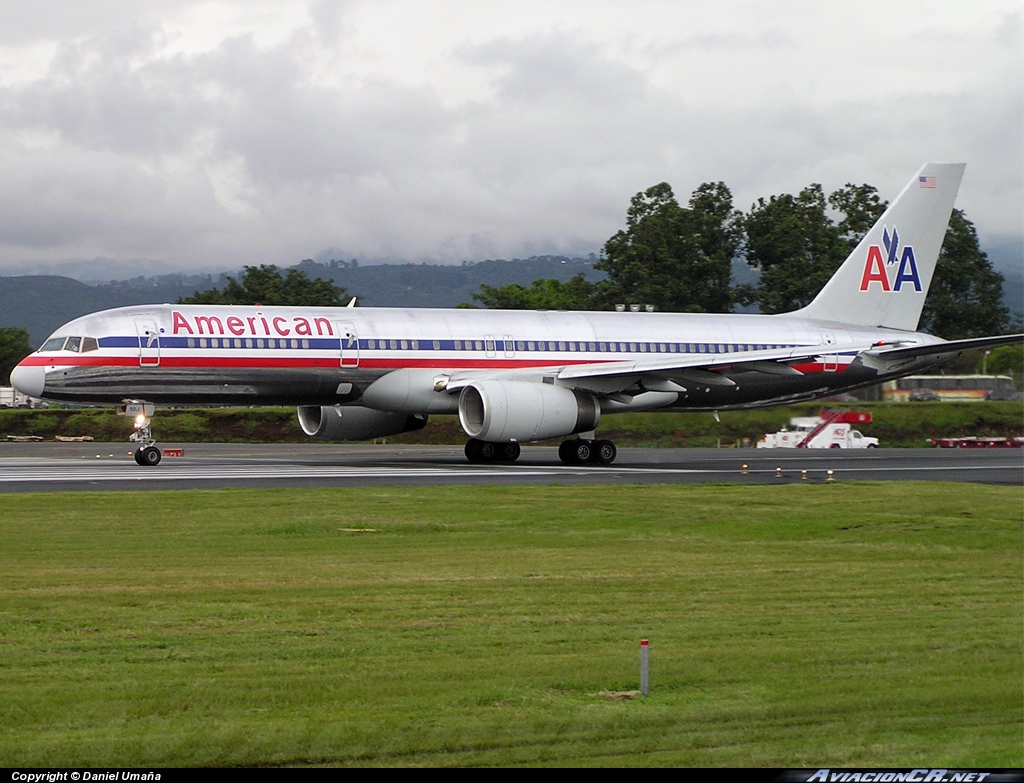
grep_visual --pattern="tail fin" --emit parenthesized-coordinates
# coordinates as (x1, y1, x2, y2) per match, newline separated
(795, 162, 965, 330)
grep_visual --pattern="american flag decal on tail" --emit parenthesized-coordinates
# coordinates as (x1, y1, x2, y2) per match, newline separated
(919, 176, 936, 188)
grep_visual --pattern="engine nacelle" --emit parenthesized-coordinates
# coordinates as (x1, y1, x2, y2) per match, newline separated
(297, 405, 427, 441)
(458, 381, 599, 442)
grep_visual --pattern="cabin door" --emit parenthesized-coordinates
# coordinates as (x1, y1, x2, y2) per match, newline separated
(135, 319, 160, 367)
(337, 321, 359, 368)
(822, 333, 838, 373)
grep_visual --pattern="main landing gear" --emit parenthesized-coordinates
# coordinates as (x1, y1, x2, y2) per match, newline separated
(465, 439, 521, 463)
(126, 401, 162, 466)
(558, 438, 617, 465)
(463, 437, 618, 465)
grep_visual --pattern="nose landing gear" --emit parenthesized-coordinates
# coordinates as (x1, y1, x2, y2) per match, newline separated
(125, 401, 162, 466)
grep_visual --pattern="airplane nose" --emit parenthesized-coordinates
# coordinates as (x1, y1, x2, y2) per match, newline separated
(10, 363, 45, 398)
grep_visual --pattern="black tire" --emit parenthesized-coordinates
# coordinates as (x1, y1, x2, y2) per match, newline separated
(141, 446, 162, 466)
(465, 439, 483, 462)
(558, 440, 578, 465)
(499, 442, 521, 462)
(479, 441, 497, 461)
(594, 439, 617, 465)
(573, 440, 593, 463)
(133, 448, 145, 466)
(866, 443, 878, 449)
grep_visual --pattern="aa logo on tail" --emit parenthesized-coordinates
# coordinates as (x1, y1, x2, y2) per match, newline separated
(859, 226, 922, 292)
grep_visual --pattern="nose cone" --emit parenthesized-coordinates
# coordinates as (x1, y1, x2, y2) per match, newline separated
(10, 362, 45, 398)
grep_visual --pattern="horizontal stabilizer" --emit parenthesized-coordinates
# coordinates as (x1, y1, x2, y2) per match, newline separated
(869, 333, 1024, 360)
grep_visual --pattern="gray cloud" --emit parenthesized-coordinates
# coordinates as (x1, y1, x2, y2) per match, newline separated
(0, 1, 1019, 275)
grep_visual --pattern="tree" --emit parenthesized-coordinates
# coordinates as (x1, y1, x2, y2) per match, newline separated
(984, 344, 1023, 377)
(919, 210, 1010, 339)
(0, 327, 33, 386)
(472, 274, 600, 310)
(597, 181, 741, 312)
(828, 183, 887, 251)
(739, 182, 888, 314)
(741, 185, 847, 313)
(179, 265, 351, 307)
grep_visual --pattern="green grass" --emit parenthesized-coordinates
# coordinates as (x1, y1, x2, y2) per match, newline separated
(0, 484, 1020, 767)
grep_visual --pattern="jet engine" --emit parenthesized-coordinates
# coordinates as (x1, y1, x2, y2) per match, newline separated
(297, 405, 427, 441)
(458, 380, 600, 442)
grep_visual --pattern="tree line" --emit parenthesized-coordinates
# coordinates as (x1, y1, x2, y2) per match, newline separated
(472, 180, 1011, 341)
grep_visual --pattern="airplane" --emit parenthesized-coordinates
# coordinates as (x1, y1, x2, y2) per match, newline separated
(10, 162, 1023, 466)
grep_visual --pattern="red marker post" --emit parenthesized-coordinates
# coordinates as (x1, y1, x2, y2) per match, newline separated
(640, 639, 649, 696)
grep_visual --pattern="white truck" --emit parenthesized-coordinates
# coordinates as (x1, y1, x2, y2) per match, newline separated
(0, 386, 34, 408)
(757, 410, 879, 449)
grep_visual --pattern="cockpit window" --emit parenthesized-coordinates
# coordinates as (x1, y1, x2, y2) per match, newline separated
(38, 335, 98, 352)
(40, 337, 66, 352)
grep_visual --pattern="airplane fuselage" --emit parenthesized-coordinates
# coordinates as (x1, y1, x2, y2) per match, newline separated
(18, 304, 946, 411)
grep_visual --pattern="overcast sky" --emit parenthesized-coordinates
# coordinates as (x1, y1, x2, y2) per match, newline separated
(0, 0, 1020, 276)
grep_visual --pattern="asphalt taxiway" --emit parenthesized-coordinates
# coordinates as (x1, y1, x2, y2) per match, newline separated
(0, 442, 1021, 492)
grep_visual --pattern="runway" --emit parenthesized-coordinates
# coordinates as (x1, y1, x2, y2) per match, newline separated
(0, 441, 1021, 491)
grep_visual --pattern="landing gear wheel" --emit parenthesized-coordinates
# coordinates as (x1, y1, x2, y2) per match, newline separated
(499, 442, 521, 462)
(558, 439, 579, 465)
(573, 440, 593, 463)
(465, 439, 508, 463)
(594, 439, 617, 465)
(135, 446, 162, 466)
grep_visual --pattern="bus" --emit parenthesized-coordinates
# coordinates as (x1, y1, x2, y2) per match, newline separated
(882, 375, 1018, 402)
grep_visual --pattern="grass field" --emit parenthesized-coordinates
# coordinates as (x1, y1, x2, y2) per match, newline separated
(0, 483, 1020, 767)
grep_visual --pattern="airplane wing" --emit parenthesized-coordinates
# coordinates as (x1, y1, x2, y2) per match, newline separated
(443, 342, 875, 397)
(442, 333, 1023, 398)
